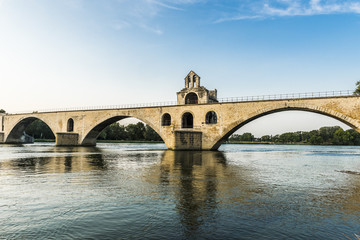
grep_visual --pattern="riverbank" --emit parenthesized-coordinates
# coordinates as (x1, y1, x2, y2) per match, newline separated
(226, 141, 360, 146)
(34, 139, 359, 146)
(34, 139, 164, 144)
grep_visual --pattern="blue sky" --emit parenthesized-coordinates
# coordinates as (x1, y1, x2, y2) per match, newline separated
(1, 0, 359, 136)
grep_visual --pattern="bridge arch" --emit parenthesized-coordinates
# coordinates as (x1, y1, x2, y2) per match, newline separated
(210, 104, 360, 150)
(5, 116, 56, 143)
(81, 115, 164, 146)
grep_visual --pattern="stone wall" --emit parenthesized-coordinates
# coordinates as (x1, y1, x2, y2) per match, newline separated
(0, 114, 4, 132)
(175, 131, 202, 150)
(56, 133, 79, 146)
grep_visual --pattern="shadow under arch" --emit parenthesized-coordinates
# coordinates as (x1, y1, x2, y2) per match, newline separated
(211, 106, 360, 150)
(6, 117, 55, 144)
(81, 115, 164, 146)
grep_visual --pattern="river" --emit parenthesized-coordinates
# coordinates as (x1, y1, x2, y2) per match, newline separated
(1, 143, 360, 239)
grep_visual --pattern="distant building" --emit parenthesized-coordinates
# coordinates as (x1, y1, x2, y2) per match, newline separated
(176, 70, 218, 105)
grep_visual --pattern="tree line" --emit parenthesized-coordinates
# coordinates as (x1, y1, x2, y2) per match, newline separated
(25, 120, 162, 141)
(228, 126, 360, 145)
(27, 119, 360, 145)
(97, 122, 162, 141)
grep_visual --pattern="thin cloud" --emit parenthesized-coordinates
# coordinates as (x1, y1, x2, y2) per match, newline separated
(217, 0, 360, 22)
(146, 0, 184, 11)
(215, 15, 263, 23)
(108, 0, 198, 33)
(112, 20, 132, 30)
(139, 23, 163, 35)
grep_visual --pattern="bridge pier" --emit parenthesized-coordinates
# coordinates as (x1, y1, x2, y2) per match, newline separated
(0, 132, 4, 143)
(174, 131, 202, 150)
(56, 133, 79, 146)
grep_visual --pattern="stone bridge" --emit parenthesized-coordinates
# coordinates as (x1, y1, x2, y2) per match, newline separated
(1, 71, 360, 150)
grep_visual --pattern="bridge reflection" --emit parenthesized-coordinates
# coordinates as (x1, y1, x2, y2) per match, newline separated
(150, 150, 360, 237)
(0, 145, 106, 173)
(153, 150, 258, 236)
(1, 145, 360, 238)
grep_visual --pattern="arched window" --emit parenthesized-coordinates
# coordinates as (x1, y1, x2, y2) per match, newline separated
(187, 76, 190, 88)
(185, 92, 198, 104)
(193, 75, 197, 87)
(182, 112, 194, 128)
(67, 118, 74, 132)
(162, 113, 171, 126)
(205, 111, 217, 124)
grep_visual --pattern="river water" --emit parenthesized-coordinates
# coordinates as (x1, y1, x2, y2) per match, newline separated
(0, 143, 360, 239)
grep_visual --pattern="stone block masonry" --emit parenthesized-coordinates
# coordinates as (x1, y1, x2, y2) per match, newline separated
(56, 133, 79, 146)
(175, 131, 202, 150)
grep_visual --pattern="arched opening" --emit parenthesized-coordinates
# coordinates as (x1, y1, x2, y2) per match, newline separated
(162, 113, 171, 126)
(185, 93, 198, 105)
(6, 117, 55, 143)
(205, 111, 217, 124)
(193, 75, 197, 87)
(81, 116, 164, 146)
(67, 118, 74, 132)
(212, 108, 359, 150)
(182, 112, 194, 128)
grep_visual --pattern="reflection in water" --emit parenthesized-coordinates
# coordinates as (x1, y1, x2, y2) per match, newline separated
(2, 146, 106, 174)
(1, 143, 360, 239)
(161, 151, 227, 236)
(155, 150, 263, 238)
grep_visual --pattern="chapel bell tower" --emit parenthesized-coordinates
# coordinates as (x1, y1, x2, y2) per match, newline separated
(177, 70, 218, 105)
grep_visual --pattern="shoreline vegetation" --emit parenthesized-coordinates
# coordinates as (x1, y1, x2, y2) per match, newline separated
(228, 126, 360, 146)
(27, 120, 360, 146)
(33, 139, 359, 146)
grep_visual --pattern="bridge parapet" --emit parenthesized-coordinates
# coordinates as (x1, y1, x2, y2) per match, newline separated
(218, 90, 353, 103)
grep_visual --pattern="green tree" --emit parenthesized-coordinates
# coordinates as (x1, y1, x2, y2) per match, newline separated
(0, 109, 5, 113)
(272, 134, 280, 143)
(319, 126, 341, 143)
(126, 122, 146, 140)
(260, 135, 271, 142)
(98, 123, 126, 140)
(309, 135, 323, 145)
(241, 133, 254, 141)
(332, 128, 353, 145)
(144, 125, 162, 141)
(354, 81, 360, 95)
(229, 134, 241, 141)
(25, 120, 55, 139)
(346, 129, 360, 145)
(97, 122, 162, 141)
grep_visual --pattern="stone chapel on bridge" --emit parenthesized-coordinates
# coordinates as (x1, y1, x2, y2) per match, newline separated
(176, 71, 218, 105)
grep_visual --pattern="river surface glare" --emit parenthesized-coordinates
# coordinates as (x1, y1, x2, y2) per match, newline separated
(1, 143, 360, 239)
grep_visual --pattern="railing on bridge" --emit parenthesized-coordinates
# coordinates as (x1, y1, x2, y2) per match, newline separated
(217, 90, 353, 103)
(10, 90, 354, 114)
